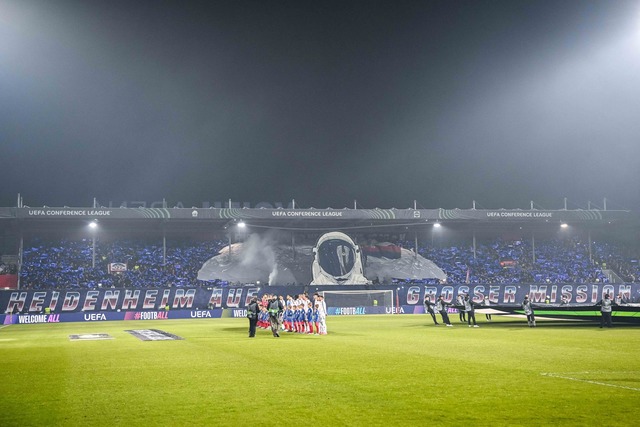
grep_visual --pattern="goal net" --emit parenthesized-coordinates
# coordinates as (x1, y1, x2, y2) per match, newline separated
(320, 290, 394, 314)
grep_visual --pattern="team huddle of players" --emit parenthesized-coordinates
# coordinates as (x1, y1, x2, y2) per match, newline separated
(256, 293, 328, 335)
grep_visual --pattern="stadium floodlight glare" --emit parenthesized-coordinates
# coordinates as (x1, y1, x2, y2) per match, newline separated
(88, 220, 99, 268)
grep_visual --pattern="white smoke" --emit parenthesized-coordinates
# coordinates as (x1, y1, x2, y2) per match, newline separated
(239, 233, 278, 284)
(268, 264, 278, 286)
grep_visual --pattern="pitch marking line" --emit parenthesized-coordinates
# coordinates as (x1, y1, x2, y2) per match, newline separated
(541, 372, 640, 392)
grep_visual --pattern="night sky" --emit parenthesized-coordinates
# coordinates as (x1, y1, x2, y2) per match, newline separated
(2, 0, 639, 210)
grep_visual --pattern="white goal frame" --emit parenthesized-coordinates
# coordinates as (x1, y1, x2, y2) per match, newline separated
(320, 289, 395, 313)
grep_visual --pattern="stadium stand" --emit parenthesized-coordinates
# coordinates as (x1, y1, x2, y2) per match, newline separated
(19, 238, 228, 289)
(17, 236, 639, 289)
(414, 237, 610, 284)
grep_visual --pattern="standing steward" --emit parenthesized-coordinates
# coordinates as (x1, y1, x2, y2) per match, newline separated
(483, 296, 492, 321)
(597, 294, 615, 328)
(456, 294, 466, 323)
(464, 294, 479, 327)
(522, 295, 536, 327)
(267, 294, 284, 337)
(246, 297, 259, 338)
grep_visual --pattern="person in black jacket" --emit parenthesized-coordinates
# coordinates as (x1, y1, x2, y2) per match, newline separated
(246, 297, 259, 338)
(423, 295, 439, 325)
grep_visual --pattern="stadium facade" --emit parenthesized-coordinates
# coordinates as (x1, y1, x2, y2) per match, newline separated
(1, 205, 639, 322)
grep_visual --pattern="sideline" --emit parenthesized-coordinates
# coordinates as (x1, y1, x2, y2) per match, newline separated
(541, 371, 640, 392)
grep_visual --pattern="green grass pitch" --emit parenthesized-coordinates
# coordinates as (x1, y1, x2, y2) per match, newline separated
(1, 315, 639, 426)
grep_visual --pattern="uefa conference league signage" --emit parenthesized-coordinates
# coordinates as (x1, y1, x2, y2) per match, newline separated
(4, 206, 629, 222)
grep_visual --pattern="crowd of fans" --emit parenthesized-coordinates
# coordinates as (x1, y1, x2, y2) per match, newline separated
(592, 240, 640, 283)
(18, 238, 228, 290)
(413, 237, 614, 285)
(12, 235, 640, 290)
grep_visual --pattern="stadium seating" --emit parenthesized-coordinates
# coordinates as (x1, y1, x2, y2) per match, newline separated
(17, 236, 639, 289)
(409, 237, 610, 285)
(19, 238, 227, 289)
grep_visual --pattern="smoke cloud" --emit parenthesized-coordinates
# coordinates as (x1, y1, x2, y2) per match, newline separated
(239, 233, 278, 285)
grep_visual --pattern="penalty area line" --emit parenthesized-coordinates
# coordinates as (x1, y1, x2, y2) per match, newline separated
(541, 372, 640, 392)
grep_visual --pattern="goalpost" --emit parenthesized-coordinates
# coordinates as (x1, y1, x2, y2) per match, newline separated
(320, 289, 395, 313)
